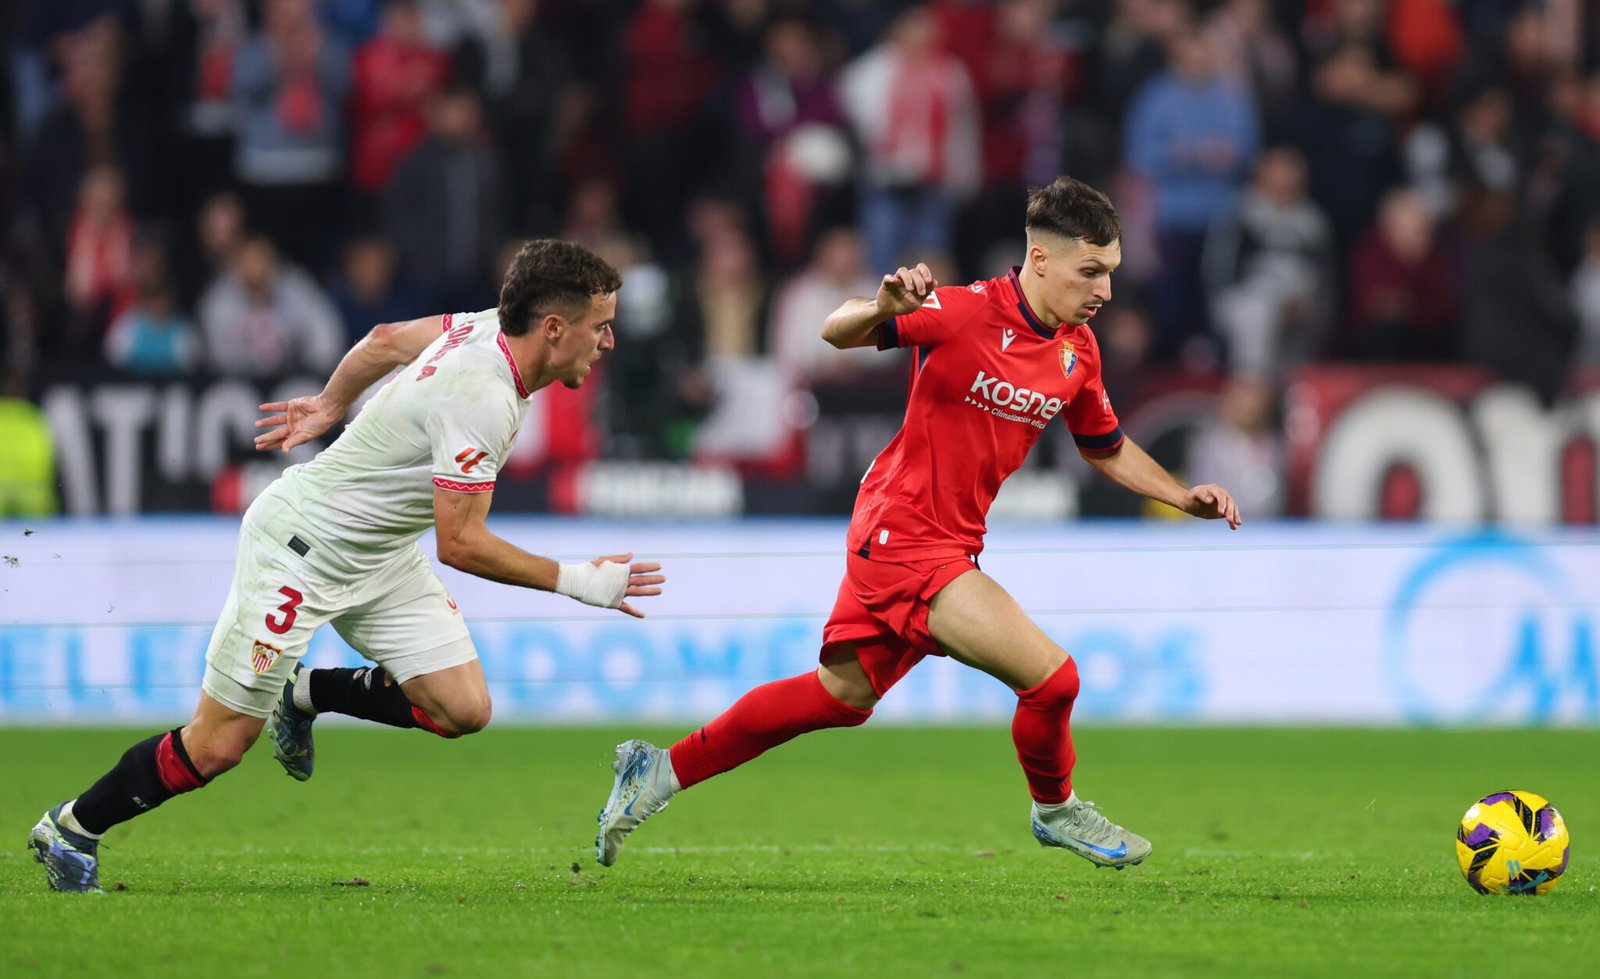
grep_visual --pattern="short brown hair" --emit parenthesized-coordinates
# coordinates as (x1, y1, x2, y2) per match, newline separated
(1025, 176, 1120, 246)
(497, 239, 622, 336)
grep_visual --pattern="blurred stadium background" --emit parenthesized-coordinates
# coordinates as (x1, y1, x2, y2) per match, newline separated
(1, 0, 1598, 727)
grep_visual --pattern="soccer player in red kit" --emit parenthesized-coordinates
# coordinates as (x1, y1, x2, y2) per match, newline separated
(596, 176, 1240, 869)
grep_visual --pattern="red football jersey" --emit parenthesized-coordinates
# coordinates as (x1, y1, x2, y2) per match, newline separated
(847, 268, 1123, 560)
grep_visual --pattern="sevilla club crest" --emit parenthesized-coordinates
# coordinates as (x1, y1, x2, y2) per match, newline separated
(1059, 340, 1078, 378)
(251, 639, 282, 675)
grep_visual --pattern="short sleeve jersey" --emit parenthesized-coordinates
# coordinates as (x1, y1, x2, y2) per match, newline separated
(258, 308, 532, 573)
(849, 269, 1123, 560)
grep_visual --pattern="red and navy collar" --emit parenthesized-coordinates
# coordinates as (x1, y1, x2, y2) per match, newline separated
(1007, 268, 1060, 340)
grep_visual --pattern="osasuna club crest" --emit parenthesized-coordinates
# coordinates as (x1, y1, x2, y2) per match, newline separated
(1059, 340, 1078, 378)
(251, 639, 282, 675)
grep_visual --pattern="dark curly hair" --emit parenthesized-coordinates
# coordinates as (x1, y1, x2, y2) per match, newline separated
(497, 239, 623, 336)
(1024, 176, 1121, 247)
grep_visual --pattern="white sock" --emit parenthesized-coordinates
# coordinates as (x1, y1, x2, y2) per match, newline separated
(661, 752, 682, 794)
(291, 670, 318, 714)
(58, 801, 103, 841)
(1035, 791, 1080, 815)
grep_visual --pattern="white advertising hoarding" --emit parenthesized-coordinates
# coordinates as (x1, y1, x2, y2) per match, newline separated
(1, 518, 1596, 725)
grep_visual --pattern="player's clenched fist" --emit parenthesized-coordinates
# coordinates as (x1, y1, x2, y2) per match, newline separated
(876, 263, 938, 318)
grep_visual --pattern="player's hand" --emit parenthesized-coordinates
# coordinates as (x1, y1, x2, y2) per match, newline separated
(1183, 484, 1241, 529)
(254, 394, 343, 453)
(875, 263, 938, 318)
(590, 552, 665, 619)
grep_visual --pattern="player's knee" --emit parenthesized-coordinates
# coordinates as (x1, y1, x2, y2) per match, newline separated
(183, 733, 252, 778)
(1018, 656, 1079, 710)
(438, 695, 492, 736)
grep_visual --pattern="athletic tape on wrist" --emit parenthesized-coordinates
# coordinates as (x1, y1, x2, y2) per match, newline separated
(555, 561, 629, 608)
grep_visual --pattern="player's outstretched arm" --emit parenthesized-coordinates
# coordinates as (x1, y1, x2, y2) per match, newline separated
(821, 263, 939, 348)
(432, 486, 665, 617)
(254, 315, 446, 453)
(1083, 437, 1242, 529)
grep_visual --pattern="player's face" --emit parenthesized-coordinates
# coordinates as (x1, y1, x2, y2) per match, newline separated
(554, 291, 618, 389)
(1038, 236, 1121, 327)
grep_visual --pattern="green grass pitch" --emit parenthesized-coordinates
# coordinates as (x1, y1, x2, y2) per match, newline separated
(3, 725, 1598, 978)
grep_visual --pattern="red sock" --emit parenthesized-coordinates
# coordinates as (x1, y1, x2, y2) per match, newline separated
(670, 671, 871, 788)
(1011, 658, 1080, 804)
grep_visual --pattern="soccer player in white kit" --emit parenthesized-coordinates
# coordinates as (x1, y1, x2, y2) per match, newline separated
(29, 239, 664, 893)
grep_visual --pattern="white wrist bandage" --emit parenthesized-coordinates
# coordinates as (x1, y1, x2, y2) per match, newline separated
(555, 561, 630, 609)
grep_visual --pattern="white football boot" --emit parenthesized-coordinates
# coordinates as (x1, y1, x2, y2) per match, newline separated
(1031, 795, 1152, 869)
(595, 739, 678, 867)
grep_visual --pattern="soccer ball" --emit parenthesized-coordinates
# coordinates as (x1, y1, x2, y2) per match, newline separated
(1455, 790, 1570, 895)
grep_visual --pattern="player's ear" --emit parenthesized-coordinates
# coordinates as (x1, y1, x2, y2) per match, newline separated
(1028, 239, 1050, 277)
(540, 312, 565, 341)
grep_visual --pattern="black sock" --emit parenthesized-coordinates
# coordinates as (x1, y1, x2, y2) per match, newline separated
(308, 667, 420, 729)
(73, 728, 209, 836)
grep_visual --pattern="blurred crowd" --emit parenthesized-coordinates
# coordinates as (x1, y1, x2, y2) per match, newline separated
(3, 0, 1600, 514)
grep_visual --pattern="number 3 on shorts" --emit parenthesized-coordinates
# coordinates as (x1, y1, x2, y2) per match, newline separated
(265, 586, 304, 635)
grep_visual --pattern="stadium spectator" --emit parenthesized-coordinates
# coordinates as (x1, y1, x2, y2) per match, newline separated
(384, 87, 508, 310)
(1288, 27, 1415, 251)
(770, 227, 881, 386)
(678, 224, 791, 466)
(454, 0, 577, 233)
(1186, 373, 1285, 519)
(230, 0, 351, 271)
(1203, 147, 1335, 378)
(154, 0, 250, 208)
(61, 165, 138, 356)
(733, 15, 851, 266)
(1344, 187, 1459, 362)
(197, 233, 343, 377)
(839, 4, 981, 274)
(618, 0, 723, 262)
(348, 0, 450, 199)
(1573, 219, 1600, 366)
(1203, 0, 1298, 136)
(1457, 187, 1578, 403)
(1125, 23, 1260, 359)
(174, 190, 250, 307)
(329, 235, 430, 347)
(103, 235, 200, 374)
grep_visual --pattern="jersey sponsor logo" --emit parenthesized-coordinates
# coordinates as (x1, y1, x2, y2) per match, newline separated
(455, 447, 489, 473)
(1059, 340, 1078, 378)
(965, 370, 1064, 428)
(1001, 328, 1017, 352)
(251, 639, 282, 675)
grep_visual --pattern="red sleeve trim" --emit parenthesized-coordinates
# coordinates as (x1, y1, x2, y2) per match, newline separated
(433, 476, 495, 493)
(441, 312, 453, 333)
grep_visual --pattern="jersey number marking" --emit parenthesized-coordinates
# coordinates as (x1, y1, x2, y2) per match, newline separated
(455, 447, 489, 474)
(265, 586, 304, 635)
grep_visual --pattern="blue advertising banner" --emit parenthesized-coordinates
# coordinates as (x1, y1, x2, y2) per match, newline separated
(1, 519, 1596, 725)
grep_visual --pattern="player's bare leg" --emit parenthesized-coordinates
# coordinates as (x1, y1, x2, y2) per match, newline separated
(30, 694, 262, 892)
(928, 571, 1151, 869)
(269, 648, 489, 780)
(596, 645, 877, 866)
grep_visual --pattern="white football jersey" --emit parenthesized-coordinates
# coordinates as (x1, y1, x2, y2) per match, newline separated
(248, 308, 532, 575)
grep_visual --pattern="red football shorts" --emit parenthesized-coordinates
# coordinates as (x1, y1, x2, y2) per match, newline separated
(820, 551, 978, 697)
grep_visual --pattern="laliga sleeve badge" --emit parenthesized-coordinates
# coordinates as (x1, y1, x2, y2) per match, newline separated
(1059, 340, 1078, 378)
(251, 639, 283, 675)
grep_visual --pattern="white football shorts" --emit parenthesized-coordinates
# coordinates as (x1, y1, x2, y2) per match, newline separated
(201, 519, 476, 718)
